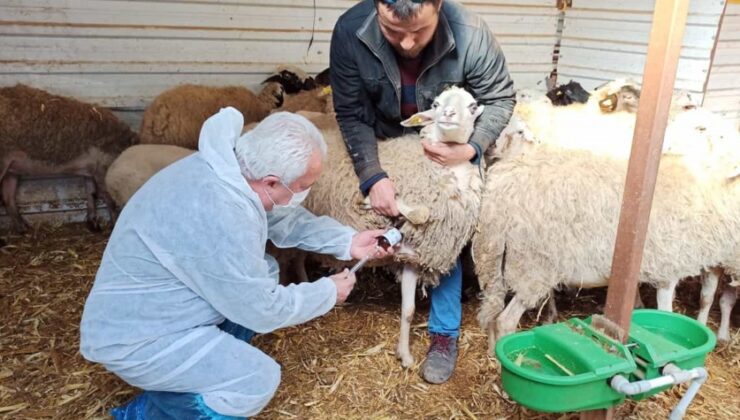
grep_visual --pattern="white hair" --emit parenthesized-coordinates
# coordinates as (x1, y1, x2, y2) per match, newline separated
(235, 112, 327, 184)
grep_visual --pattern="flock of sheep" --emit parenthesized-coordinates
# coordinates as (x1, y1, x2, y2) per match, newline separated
(0, 65, 737, 370)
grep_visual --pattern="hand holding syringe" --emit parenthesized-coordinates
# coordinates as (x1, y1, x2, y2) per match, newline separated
(349, 228, 403, 274)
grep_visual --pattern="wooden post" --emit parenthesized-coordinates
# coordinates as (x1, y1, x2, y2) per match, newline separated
(581, 0, 690, 418)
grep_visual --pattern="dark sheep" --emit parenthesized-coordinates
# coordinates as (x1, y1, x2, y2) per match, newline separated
(546, 80, 591, 106)
(0, 84, 138, 233)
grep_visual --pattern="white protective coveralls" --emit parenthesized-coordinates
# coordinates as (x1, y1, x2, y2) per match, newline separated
(80, 108, 356, 417)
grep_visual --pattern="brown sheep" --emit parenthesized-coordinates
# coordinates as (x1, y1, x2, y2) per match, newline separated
(0, 84, 138, 233)
(139, 82, 284, 149)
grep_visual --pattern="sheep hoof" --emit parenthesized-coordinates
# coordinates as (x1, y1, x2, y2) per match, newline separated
(86, 217, 103, 233)
(10, 218, 29, 235)
(358, 197, 373, 211)
(403, 206, 430, 225)
(396, 349, 415, 368)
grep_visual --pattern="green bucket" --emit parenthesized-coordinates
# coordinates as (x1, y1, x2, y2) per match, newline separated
(496, 318, 636, 413)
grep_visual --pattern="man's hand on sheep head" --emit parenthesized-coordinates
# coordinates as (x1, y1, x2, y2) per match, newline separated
(350, 229, 395, 260)
(422, 141, 476, 166)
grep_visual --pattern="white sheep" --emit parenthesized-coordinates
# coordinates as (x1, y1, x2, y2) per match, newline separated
(507, 80, 641, 161)
(473, 134, 740, 351)
(105, 144, 195, 208)
(299, 87, 484, 367)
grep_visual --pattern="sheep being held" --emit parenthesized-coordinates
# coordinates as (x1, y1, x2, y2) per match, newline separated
(300, 87, 484, 367)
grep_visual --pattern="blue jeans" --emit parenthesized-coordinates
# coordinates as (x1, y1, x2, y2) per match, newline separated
(111, 320, 255, 420)
(428, 257, 462, 338)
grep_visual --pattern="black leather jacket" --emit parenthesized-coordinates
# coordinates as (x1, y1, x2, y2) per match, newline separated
(330, 0, 515, 192)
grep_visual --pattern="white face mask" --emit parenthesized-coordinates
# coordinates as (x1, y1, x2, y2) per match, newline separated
(266, 180, 310, 210)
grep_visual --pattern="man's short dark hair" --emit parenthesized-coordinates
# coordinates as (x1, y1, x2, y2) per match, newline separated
(376, 0, 442, 20)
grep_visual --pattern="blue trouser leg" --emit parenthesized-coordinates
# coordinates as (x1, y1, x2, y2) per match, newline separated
(217, 319, 256, 343)
(428, 257, 462, 338)
(111, 319, 255, 420)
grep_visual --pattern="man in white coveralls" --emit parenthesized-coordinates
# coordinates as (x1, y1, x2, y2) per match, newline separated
(80, 108, 393, 419)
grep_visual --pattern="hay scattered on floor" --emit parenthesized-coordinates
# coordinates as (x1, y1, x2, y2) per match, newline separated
(0, 225, 737, 419)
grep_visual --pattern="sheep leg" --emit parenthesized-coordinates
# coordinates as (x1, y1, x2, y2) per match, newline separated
(634, 289, 645, 309)
(495, 295, 528, 340)
(697, 269, 720, 325)
(717, 284, 737, 343)
(396, 264, 418, 368)
(1, 173, 28, 233)
(542, 296, 558, 324)
(289, 251, 309, 283)
(655, 280, 678, 312)
(83, 177, 103, 232)
(94, 167, 118, 226)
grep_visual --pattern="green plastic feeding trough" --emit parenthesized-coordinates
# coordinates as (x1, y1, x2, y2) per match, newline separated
(496, 309, 716, 415)
(496, 319, 636, 412)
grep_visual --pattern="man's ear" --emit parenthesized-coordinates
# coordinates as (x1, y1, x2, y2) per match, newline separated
(401, 109, 436, 127)
(262, 175, 281, 188)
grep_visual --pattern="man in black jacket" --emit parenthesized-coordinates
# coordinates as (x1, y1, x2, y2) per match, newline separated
(330, 0, 515, 384)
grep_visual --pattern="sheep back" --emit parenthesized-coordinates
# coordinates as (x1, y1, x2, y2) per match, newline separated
(0, 84, 137, 164)
(105, 144, 194, 207)
(139, 83, 282, 149)
(475, 145, 740, 309)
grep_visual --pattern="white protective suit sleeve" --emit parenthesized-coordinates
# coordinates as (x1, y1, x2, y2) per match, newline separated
(160, 180, 338, 334)
(267, 206, 357, 261)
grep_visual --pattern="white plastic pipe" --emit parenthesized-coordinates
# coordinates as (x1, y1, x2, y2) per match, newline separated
(610, 364, 708, 420)
(666, 366, 708, 420)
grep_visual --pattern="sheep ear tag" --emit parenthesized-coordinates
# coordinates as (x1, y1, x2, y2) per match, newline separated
(401, 110, 435, 127)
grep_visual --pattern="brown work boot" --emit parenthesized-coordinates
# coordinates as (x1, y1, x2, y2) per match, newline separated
(421, 333, 458, 384)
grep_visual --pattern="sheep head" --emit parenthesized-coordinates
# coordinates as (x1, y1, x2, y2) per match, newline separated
(591, 79, 641, 113)
(400, 86, 484, 144)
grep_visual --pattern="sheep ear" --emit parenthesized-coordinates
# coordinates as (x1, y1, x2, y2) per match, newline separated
(401, 110, 436, 127)
(473, 104, 485, 119)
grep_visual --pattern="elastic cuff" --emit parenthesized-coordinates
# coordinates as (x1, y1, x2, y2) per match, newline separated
(468, 142, 483, 166)
(428, 330, 460, 339)
(359, 172, 388, 196)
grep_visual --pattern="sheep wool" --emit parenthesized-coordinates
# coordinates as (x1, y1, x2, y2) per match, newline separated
(105, 144, 195, 207)
(0, 84, 137, 164)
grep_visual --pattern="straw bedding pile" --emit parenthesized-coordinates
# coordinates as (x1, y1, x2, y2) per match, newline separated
(0, 224, 737, 419)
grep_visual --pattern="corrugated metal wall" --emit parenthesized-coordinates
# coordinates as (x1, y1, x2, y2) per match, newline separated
(557, 0, 726, 103)
(0, 0, 557, 110)
(703, 0, 740, 130)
